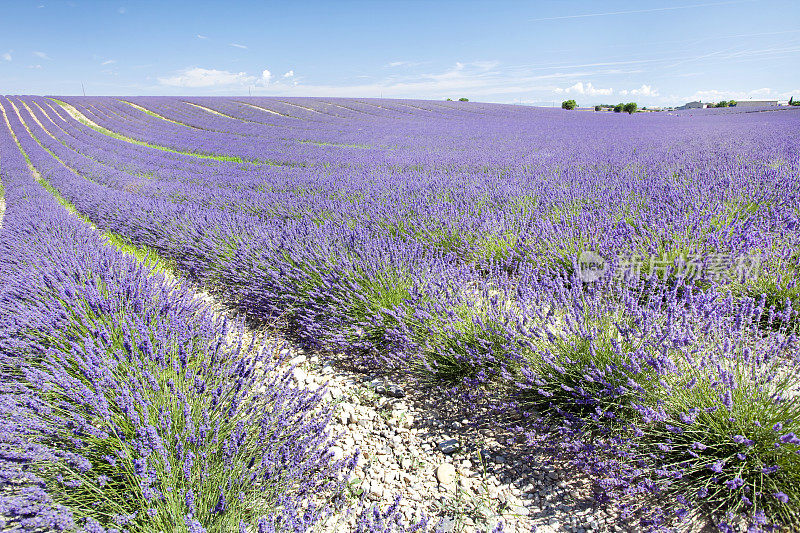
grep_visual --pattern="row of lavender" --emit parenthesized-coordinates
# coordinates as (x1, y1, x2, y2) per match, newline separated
(59, 96, 800, 171)
(0, 105, 358, 531)
(7, 95, 800, 530)
(14, 96, 800, 281)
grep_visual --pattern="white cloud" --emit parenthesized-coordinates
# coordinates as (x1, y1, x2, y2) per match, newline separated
(158, 67, 255, 88)
(386, 60, 429, 68)
(118, 6, 126, 14)
(101, 59, 116, 65)
(555, 81, 613, 96)
(629, 84, 659, 97)
(27, 64, 42, 69)
(229, 43, 247, 49)
(33, 51, 50, 60)
(197, 34, 207, 39)
(2, 51, 11, 61)
(283, 70, 294, 78)
(261, 69, 272, 84)
(471, 60, 501, 70)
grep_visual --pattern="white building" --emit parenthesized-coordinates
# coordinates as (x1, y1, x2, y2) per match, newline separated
(677, 101, 704, 110)
(736, 100, 778, 107)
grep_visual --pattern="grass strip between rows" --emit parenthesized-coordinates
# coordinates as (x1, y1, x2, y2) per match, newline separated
(48, 98, 253, 164)
(3, 101, 177, 275)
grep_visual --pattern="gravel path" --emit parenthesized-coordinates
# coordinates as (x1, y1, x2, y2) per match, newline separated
(274, 346, 626, 533)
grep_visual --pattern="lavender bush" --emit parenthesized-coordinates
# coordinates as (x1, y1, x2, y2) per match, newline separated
(0, 107, 351, 531)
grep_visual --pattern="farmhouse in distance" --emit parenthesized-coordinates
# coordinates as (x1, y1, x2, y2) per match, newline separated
(677, 99, 780, 110)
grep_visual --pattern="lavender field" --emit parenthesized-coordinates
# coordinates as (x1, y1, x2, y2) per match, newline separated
(1, 96, 800, 532)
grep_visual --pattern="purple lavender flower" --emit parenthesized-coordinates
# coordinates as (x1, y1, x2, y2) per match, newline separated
(774, 492, 789, 504)
(725, 477, 745, 490)
(709, 461, 725, 473)
(780, 432, 800, 445)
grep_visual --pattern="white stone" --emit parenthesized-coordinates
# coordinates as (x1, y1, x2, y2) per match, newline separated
(435, 463, 456, 485)
(330, 446, 345, 461)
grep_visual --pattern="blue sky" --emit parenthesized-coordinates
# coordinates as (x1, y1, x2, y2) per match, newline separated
(1, 0, 799, 106)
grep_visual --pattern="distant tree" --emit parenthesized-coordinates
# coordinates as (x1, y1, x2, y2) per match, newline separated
(613, 103, 624, 113)
(715, 100, 729, 108)
(623, 102, 638, 114)
(446, 98, 452, 101)
(594, 105, 602, 111)
(789, 97, 794, 105)
(728, 100, 737, 107)
(561, 99, 577, 110)
(458, 97, 469, 102)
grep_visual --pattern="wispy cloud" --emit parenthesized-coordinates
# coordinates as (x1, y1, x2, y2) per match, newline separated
(233, 61, 559, 99)
(101, 59, 116, 66)
(229, 43, 247, 49)
(386, 60, 427, 68)
(118, 6, 126, 14)
(197, 34, 208, 39)
(2, 51, 11, 62)
(33, 51, 51, 60)
(530, 0, 754, 22)
(152, 61, 781, 107)
(27, 64, 42, 69)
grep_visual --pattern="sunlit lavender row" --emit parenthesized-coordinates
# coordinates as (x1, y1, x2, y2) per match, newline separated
(1, 95, 799, 531)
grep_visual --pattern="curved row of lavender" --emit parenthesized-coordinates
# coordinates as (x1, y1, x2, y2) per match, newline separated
(57, 95, 800, 173)
(6, 95, 800, 530)
(0, 104, 357, 532)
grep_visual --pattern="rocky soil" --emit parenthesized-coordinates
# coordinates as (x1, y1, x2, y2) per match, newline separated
(261, 340, 632, 533)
